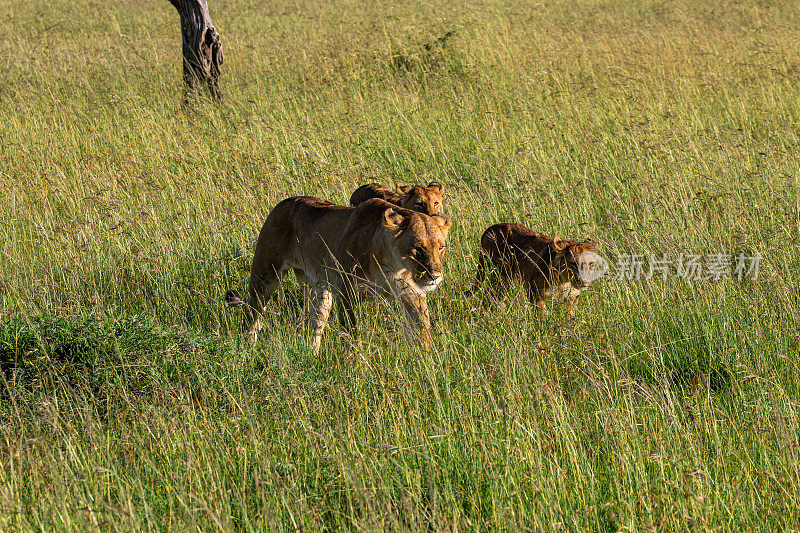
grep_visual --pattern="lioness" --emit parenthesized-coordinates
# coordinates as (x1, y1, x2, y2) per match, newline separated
(225, 197, 450, 353)
(466, 223, 603, 314)
(349, 181, 444, 216)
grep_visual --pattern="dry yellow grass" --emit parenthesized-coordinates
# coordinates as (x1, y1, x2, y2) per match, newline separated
(1, 0, 799, 529)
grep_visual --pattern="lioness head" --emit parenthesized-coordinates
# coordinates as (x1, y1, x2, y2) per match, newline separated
(552, 238, 605, 287)
(383, 207, 450, 291)
(396, 181, 445, 216)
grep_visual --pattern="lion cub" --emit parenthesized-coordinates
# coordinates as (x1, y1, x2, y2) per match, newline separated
(226, 197, 450, 354)
(467, 223, 603, 314)
(349, 181, 444, 216)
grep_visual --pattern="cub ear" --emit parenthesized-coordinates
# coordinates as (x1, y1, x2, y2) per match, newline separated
(584, 238, 599, 249)
(396, 184, 412, 195)
(433, 214, 451, 238)
(427, 181, 444, 193)
(551, 237, 568, 252)
(382, 207, 406, 234)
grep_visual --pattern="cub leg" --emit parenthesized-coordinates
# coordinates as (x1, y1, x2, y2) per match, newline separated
(466, 252, 509, 307)
(486, 278, 509, 307)
(464, 250, 490, 298)
(308, 285, 334, 355)
(525, 277, 548, 316)
(565, 288, 581, 316)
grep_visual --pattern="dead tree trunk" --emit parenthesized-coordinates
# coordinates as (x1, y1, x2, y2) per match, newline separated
(167, 0, 223, 100)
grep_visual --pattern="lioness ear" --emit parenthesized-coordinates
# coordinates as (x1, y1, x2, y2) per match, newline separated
(552, 237, 568, 252)
(433, 214, 450, 238)
(396, 184, 412, 195)
(383, 208, 405, 234)
(427, 181, 444, 193)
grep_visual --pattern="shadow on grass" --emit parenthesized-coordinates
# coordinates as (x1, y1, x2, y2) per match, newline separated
(630, 312, 734, 393)
(0, 312, 249, 413)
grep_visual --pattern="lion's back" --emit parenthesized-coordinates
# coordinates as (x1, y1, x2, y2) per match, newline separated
(349, 183, 399, 207)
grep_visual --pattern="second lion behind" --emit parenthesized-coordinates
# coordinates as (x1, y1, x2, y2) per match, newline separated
(349, 181, 444, 216)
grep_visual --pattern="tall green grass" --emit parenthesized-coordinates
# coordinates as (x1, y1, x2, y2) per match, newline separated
(1, 0, 799, 529)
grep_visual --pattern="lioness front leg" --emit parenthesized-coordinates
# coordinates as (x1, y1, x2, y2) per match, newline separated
(300, 282, 313, 323)
(308, 285, 334, 355)
(336, 288, 361, 359)
(337, 288, 358, 334)
(399, 290, 432, 351)
(245, 272, 282, 343)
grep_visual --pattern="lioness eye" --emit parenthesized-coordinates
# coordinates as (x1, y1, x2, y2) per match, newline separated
(434, 202, 440, 206)
(439, 246, 445, 253)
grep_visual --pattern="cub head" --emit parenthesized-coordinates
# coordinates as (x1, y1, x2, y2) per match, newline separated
(552, 238, 605, 286)
(383, 207, 450, 291)
(396, 181, 445, 216)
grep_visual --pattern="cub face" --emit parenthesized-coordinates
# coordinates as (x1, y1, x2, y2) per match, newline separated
(553, 238, 603, 287)
(383, 209, 450, 291)
(396, 181, 445, 216)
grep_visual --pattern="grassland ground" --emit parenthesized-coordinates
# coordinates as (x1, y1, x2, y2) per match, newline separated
(1, 0, 799, 529)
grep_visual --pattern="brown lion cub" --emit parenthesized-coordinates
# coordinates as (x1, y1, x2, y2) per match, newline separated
(225, 197, 450, 354)
(349, 181, 444, 216)
(466, 223, 604, 314)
